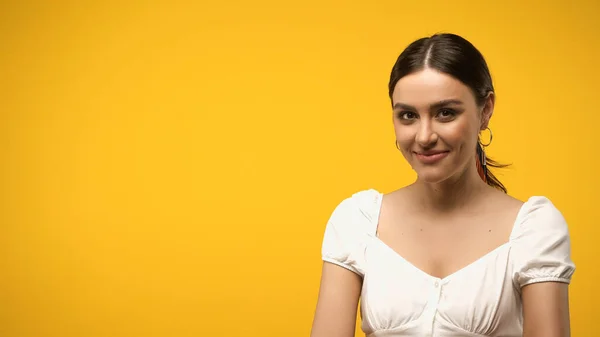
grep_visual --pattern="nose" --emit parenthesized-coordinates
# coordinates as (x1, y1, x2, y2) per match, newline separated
(415, 120, 438, 147)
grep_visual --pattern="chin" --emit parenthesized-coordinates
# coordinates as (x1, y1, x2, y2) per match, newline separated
(415, 168, 453, 184)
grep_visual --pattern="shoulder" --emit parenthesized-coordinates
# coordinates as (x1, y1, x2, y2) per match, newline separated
(320, 189, 382, 275)
(510, 196, 575, 287)
(326, 189, 382, 232)
(511, 196, 570, 240)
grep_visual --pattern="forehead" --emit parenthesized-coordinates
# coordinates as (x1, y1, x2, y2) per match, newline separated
(392, 68, 475, 107)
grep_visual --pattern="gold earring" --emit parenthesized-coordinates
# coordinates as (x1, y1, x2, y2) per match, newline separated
(479, 127, 493, 147)
(395, 140, 401, 150)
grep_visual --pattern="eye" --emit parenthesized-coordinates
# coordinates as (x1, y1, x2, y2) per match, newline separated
(397, 111, 417, 120)
(437, 108, 457, 120)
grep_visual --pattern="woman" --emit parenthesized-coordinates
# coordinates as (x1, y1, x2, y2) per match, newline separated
(310, 33, 575, 337)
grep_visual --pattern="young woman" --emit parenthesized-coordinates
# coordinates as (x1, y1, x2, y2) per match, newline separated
(310, 34, 575, 337)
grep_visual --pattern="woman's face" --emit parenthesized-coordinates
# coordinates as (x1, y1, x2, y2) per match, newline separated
(391, 68, 492, 184)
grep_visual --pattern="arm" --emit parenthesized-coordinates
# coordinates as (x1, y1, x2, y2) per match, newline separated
(310, 262, 362, 337)
(513, 198, 575, 337)
(522, 282, 571, 337)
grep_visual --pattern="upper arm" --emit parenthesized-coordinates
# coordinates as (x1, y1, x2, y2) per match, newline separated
(312, 191, 376, 337)
(310, 261, 362, 337)
(512, 198, 576, 337)
(522, 281, 571, 337)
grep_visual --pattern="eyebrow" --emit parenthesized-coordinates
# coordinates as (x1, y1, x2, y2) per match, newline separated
(393, 99, 464, 111)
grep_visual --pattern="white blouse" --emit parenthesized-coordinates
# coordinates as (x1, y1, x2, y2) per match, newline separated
(321, 189, 575, 337)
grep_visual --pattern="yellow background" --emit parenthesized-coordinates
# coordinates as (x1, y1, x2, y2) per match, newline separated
(1, 1, 598, 336)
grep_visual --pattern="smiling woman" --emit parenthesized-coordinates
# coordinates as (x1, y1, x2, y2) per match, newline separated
(389, 34, 508, 193)
(310, 33, 575, 337)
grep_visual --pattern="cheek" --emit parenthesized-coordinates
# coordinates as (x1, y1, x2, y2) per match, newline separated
(440, 121, 478, 157)
(393, 123, 414, 145)
(393, 126, 420, 166)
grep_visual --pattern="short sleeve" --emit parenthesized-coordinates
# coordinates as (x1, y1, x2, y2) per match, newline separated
(321, 190, 379, 276)
(511, 197, 576, 288)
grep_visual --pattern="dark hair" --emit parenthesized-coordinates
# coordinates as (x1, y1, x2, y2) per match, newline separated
(388, 33, 508, 193)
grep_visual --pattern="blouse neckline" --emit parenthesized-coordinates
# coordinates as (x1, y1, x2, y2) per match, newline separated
(368, 190, 536, 283)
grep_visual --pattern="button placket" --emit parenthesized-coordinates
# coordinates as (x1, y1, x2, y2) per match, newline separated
(424, 278, 443, 336)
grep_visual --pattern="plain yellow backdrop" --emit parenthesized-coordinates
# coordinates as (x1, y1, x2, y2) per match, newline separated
(1, 1, 598, 336)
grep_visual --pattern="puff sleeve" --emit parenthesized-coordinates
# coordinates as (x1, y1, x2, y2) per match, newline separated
(511, 197, 576, 288)
(321, 191, 376, 276)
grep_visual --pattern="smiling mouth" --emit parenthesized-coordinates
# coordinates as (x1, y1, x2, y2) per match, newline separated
(414, 151, 450, 164)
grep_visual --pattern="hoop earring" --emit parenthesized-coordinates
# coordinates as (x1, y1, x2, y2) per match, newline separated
(480, 127, 493, 147)
(476, 142, 488, 182)
(395, 140, 401, 150)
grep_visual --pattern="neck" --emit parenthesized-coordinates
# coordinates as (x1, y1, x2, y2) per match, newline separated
(410, 165, 489, 213)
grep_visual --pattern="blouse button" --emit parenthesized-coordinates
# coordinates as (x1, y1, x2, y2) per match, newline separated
(434, 281, 439, 287)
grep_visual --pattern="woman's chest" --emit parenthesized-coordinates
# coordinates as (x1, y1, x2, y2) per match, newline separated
(359, 241, 523, 336)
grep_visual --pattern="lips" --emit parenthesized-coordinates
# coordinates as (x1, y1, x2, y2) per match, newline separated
(414, 151, 449, 164)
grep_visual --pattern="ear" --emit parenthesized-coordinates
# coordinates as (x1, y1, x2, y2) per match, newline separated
(480, 91, 495, 131)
